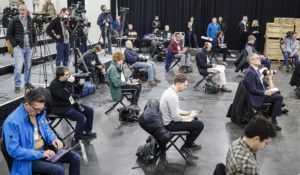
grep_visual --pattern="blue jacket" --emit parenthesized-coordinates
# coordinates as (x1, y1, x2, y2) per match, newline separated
(207, 23, 220, 38)
(3, 104, 57, 175)
(124, 48, 139, 65)
(243, 66, 266, 107)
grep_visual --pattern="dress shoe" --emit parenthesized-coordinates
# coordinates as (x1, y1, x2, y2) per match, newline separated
(188, 143, 202, 150)
(272, 122, 282, 131)
(25, 83, 35, 90)
(148, 80, 157, 86)
(81, 132, 97, 140)
(180, 146, 199, 159)
(221, 87, 232, 93)
(281, 107, 289, 114)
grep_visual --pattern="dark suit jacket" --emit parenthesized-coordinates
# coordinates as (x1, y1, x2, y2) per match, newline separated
(237, 21, 249, 34)
(243, 66, 265, 107)
(195, 48, 212, 76)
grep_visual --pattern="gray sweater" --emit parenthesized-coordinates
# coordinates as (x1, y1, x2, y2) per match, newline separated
(160, 87, 181, 125)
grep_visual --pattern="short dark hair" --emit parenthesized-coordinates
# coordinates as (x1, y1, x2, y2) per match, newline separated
(244, 117, 276, 141)
(55, 66, 69, 78)
(60, 8, 68, 14)
(173, 73, 188, 84)
(23, 87, 46, 104)
(216, 31, 223, 38)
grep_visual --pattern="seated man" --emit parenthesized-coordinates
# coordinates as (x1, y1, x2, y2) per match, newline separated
(245, 35, 272, 70)
(125, 24, 138, 38)
(281, 31, 299, 71)
(124, 40, 161, 86)
(195, 42, 231, 92)
(168, 33, 190, 69)
(225, 117, 276, 175)
(243, 53, 283, 130)
(160, 73, 204, 159)
(3, 87, 80, 175)
(107, 51, 141, 110)
(212, 31, 236, 66)
(49, 66, 97, 147)
(78, 44, 106, 85)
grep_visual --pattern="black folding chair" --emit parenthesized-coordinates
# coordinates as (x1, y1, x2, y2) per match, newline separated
(105, 92, 132, 114)
(194, 64, 217, 89)
(47, 114, 76, 141)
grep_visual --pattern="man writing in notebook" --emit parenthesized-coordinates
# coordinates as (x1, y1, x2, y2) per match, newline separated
(3, 87, 80, 175)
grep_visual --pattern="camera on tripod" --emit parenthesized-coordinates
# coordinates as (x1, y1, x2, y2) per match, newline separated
(32, 13, 52, 29)
(2, 6, 19, 27)
(120, 7, 129, 13)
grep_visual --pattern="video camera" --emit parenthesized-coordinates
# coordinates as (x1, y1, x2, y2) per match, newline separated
(2, 6, 19, 27)
(32, 13, 52, 29)
(120, 7, 129, 13)
(285, 31, 293, 38)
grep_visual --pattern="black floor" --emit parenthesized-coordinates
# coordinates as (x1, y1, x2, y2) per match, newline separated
(1, 57, 300, 175)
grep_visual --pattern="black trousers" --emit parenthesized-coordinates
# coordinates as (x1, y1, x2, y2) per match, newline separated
(239, 32, 249, 52)
(264, 93, 283, 122)
(166, 120, 204, 147)
(121, 84, 141, 105)
(215, 48, 231, 61)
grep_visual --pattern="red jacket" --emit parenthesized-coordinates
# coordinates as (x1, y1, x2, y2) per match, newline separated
(169, 39, 183, 55)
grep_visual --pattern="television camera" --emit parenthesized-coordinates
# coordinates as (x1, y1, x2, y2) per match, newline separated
(32, 13, 52, 31)
(2, 6, 19, 27)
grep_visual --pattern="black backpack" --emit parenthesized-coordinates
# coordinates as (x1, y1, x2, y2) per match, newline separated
(118, 107, 139, 123)
(179, 65, 193, 73)
(204, 83, 219, 94)
(136, 135, 159, 162)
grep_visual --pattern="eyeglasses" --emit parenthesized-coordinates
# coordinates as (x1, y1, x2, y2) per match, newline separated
(29, 103, 45, 114)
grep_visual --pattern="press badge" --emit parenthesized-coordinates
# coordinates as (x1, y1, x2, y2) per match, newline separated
(69, 96, 75, 105)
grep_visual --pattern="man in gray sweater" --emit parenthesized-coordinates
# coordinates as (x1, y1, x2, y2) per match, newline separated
(281, 31, 299, 71)
(160, 73, 204, 159)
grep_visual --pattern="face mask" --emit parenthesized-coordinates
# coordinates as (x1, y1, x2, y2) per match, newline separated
(67, 74, 75, 83)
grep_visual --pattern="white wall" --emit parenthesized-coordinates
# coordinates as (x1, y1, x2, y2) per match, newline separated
(85, 0, 110, 44)
(0, 1, 10, 13)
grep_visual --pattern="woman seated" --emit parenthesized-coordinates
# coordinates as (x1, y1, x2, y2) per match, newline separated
(212, 31, 236, 66)
(107, 51, 141, 110)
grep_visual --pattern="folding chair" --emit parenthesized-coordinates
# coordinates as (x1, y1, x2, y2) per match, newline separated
(278, 42, 296, 71)
(165, 47, 181, 72)
(47, 114, 76, 141)
(158, 131, 192, 165)
(125, 62, 148, 82)
(194, 63, 217, 89)
(105, 92, 132, 114)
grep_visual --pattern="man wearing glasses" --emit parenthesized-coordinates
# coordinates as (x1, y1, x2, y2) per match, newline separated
(49, 66, 97, 147)
(2, 87, 80, 175)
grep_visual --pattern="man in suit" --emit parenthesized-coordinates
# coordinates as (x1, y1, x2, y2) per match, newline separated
(195, 42, 231, 92)
(237, 15, 250, 52)
(243, 53, 283, 131)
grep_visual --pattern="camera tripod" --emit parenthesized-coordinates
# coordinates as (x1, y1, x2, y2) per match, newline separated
(24, 24, 55, 93)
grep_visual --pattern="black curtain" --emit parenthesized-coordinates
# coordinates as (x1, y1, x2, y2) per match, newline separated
(112, 0, 300, 50)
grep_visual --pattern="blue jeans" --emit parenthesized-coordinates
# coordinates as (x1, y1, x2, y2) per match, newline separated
(32, 151, 80, 175)
(284, 52, 299, 66)
(64, 105, 94, 140)
(188, 31, 199, 48)
(132, 61, 156, 81)
(56, 42, 70, 66)
(13, 46, 32, 88)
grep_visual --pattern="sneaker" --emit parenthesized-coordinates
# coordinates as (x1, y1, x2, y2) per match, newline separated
(180, 146, 199, 159)
(71, 139, 81, 150)
(281, 107, 289, 114)
(272, 122, 282, 131)
(148, 80, 157, 86)
(81, 132, 97, 140)
(222, 61, 228, 66)
(25, 83, 35, 90)
(188, 143, 202, 150)
(221, 87, 232, 93)
(15, 87, 21, 93)
(154, 78, 161, 83)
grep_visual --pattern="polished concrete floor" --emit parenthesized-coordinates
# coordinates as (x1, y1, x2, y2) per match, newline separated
(1, 57, 300, 175)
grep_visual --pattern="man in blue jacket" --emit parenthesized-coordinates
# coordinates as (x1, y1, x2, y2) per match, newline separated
(3, 87, 80, 175)
(124, 40, 161, 86)
(207, 17, 220, 39)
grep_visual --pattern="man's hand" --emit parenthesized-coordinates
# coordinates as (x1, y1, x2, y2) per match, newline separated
(55, 34, 61, 39)
(52, 139, 63, 149)
(43, 150, 56, 158)
(264, 90, 273, 96)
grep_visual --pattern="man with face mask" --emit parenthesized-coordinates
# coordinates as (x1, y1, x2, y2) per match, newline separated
(7, 3, 37, 93)
(79, 44, 106, 85)
(46, 8, 71, 66)
(41, 0, 56, 18)
(49, 66, 97, 147)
